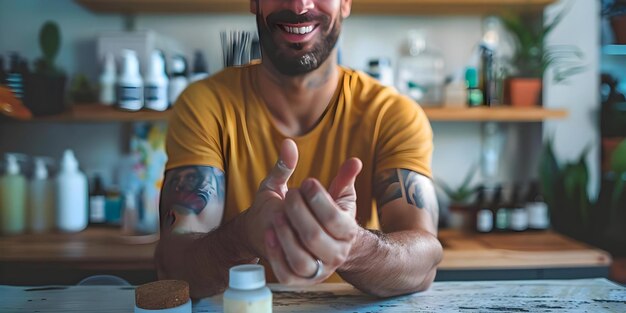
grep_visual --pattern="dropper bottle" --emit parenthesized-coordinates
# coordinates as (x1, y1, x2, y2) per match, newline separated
(0, 153, 28, 235)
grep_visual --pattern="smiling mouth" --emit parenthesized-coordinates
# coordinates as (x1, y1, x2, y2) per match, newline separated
(278, 23, 318, 35)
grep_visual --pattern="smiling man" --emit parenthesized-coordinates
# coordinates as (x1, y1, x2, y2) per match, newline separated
(156, 0, 442, 298)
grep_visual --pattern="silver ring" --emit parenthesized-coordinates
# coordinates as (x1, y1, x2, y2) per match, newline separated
(305, 259, 323, 280)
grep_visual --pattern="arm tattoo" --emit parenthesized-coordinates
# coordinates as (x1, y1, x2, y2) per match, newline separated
(374, 169, 439, 228)
(160, 166, 225, 228)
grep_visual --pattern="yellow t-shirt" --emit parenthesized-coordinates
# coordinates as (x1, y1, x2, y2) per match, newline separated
(165, 63, 433, 280)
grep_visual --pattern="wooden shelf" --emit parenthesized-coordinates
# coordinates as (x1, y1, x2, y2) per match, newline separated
(423, 106, 568, 122)
(9, 104, 567, 123)
(75, 0, 555, 15)
(29, 104, 171, 122)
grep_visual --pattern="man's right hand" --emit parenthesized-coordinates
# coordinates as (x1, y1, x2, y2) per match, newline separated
(242, 139, 299, 259)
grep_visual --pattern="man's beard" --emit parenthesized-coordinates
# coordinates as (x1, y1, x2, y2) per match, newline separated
(257, 9, 341, 76)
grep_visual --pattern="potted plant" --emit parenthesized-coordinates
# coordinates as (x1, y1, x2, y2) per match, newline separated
(24, 21, 67, 116)
(437, 166, 479, 230)
(539, 137, 626, 248)
(501, 6, 586, 107)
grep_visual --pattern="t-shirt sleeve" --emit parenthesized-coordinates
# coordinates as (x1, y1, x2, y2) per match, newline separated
(375, 96, 433, 178)
(165, 82, 225, 172)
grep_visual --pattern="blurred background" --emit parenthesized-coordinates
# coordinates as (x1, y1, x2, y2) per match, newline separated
(0, 0, 625, 287)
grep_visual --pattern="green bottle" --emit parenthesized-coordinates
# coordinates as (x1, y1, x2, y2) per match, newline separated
(0, 154, 27, 235)
(465, 67, 484, 107)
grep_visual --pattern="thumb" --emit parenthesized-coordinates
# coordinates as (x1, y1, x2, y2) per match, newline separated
(329, 158, 363, 200)
(260, 139, 299, 196)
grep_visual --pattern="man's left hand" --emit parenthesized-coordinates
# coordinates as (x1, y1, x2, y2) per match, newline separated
(264, 158, 363, 284)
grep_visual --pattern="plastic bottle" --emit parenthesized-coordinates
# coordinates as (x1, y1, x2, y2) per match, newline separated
(56, 150, 88, 232)
(190, 50, 209, 83)
(99, 53, 116, 105)
(396, 30, 445, 106)
(117, 49, 143, 111)
(367, 58, 394, 87)
(121, 191, 138, 235)
(28, 157, 55, 233)
(465, 67, 483, 106)
(89, 175, 107, 225)
(168, 55, 189, 106)
(144, 50, 169, 111)
(224, 265, 272, 313)
(0, 153, 27, 235)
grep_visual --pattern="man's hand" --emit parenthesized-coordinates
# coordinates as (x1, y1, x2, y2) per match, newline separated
(264, 157, 363, 284)
(242, 139, 299, 259)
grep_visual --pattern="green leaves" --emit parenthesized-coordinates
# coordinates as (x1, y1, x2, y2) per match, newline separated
(437, 165, 478, 204)
(610, 139, 626, 209)
(36, 21, 63, 76)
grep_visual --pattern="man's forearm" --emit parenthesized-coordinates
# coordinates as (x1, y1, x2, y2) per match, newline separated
(155, 213, 257, 298)
(337, 227, 442, 298)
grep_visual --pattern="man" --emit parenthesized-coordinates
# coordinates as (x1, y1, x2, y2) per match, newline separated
(155, 0, 442, 298)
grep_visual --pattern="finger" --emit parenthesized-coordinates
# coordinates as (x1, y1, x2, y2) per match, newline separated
(284, 189, 346, 267)
(271, 211, 318, 279)
(264, 228, 306, 285)
(301, 179, 358, 241)
(260, 139, 299, 195)
(329, 158, 363, 200)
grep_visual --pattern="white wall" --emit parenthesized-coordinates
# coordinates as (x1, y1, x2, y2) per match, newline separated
(544, 0, 601, 198)
(0, 0, 599, 198)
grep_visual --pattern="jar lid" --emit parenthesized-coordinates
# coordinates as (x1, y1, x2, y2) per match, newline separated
(229, 264, 266, 290)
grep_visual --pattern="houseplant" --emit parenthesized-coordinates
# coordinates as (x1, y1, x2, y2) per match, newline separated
(501, 5, 586, 106)
(437, 165, 479, 230)
(24, 21, 67, 116)
(539, 137, 626, 251)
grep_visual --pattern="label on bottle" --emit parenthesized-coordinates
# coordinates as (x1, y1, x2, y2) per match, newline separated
(476, 209, 493, 233)
(90, 195, 106, 223)
(118, 85, 143, 110)
(144, 84, 168, 111)
(495, 208, 508, 230)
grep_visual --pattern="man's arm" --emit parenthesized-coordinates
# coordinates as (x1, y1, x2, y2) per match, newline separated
(337, 169, 443, 298)
(155, 140, 300, 298)
(155, 166, 257, 298)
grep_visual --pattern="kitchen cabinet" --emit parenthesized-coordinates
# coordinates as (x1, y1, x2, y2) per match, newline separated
(75, 0, 556, 15)
(7, 104, 567, 123)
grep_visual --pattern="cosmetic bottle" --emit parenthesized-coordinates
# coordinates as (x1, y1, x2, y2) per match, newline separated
(56, 150, 88, 232)
(29, 157, 55, 233)
(0, 153, 27, 235)
(144, 50, 169, 111)
(118, 49, 143, 111)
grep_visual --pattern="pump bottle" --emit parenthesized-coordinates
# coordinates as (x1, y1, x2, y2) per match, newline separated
(117, 49, 143, 111)
(144, 50, 169, 111)
(56, 150, 88, 232)
(0, 154, 27, 235)
(29, 157, 55, 233)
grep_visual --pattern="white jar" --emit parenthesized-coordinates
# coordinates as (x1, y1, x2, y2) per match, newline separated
(223, 265, 272, 313)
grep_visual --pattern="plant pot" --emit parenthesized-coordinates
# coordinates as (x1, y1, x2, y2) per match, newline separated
(611, 15, 626, 44)
(504, 77, 542, 107)
(23, 73, 67, 116)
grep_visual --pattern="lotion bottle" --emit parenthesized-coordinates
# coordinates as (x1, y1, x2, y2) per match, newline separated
(144, 50, 169, 111)
(168, 55, 188, 106)
(118, 49, 143, 111)
(28, 157, 55, 233)
(224, 265, 272, 313)
(0, 153, 27, 235)
(99, 53, 116, 105)
(56, 150, 88, 232)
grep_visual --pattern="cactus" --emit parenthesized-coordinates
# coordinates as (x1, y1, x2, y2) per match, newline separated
(35, 21, 63, 75)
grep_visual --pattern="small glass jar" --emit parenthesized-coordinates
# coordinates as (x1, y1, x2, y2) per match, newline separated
(224, 265, 272, 313)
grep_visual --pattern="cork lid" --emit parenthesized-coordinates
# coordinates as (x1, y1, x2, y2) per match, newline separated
(135, 280, 190, 310)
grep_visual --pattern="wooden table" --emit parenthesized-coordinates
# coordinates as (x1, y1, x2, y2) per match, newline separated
(1, 280, 624, 312)
(0, 228, 613, 285)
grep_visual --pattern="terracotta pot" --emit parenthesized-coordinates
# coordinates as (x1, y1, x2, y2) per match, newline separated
(611, 15, 626, 44)
(504, 77, 542, 107)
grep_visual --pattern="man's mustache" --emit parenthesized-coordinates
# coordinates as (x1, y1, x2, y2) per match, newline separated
(266, 9, 328, 26)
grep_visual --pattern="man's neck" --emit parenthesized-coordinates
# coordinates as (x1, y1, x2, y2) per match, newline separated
(257, 52, 340, 137)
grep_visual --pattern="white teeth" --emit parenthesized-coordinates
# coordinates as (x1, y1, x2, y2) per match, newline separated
(282, 25, 314, 35)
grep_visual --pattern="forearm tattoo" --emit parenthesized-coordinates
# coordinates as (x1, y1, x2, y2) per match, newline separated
(374, 169, 439, 228)
(160, 166, 225, 228)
